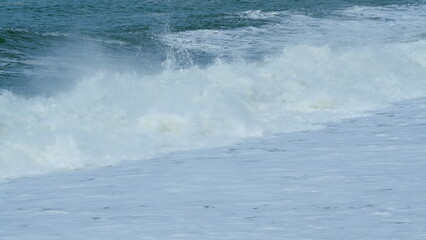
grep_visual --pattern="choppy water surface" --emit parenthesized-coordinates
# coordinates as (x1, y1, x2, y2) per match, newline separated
(0, 0, 425, 179)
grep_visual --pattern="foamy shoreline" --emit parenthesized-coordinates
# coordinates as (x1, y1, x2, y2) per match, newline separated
(1, 97, 425, 239)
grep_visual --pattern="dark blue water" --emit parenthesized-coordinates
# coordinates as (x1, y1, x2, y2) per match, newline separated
(1, 0, 424, 95)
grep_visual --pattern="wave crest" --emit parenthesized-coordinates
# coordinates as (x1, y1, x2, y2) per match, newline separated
(1, 42, 426, 179)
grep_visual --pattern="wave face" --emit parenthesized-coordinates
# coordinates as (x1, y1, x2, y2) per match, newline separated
(1, 41, 426, 179)
(1, 1, 426, 179)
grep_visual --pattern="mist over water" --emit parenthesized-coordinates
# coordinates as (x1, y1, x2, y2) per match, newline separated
(1, 0, 426, 179)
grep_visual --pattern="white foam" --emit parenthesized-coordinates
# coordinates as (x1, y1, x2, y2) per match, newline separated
(238, 10, 283, 20)
(1, 41, 426, 179)
(162, 5, 426, 57)
(41, 32, 70, 38)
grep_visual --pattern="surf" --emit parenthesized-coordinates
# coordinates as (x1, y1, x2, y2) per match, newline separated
(1, 41, 426, 180)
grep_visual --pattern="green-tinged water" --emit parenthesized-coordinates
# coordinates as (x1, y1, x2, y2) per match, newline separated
(0, 0, 424, 94)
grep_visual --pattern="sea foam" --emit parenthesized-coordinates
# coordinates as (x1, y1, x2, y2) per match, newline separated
(1, 41, 426, 179)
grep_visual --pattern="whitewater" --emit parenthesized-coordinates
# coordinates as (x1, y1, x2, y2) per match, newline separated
(1, 42, 426, 179)
(1, 97, 426, 239)
(1, 1, 426, 239)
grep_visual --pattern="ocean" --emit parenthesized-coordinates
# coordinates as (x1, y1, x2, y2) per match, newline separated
(1, 1, 426, 238)
(1, 0, 425, 179)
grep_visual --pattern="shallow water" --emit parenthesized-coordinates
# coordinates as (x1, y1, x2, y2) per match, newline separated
(1, 97, 425, 239)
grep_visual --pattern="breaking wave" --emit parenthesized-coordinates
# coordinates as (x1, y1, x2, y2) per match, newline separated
(1, 41, 426, 179)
